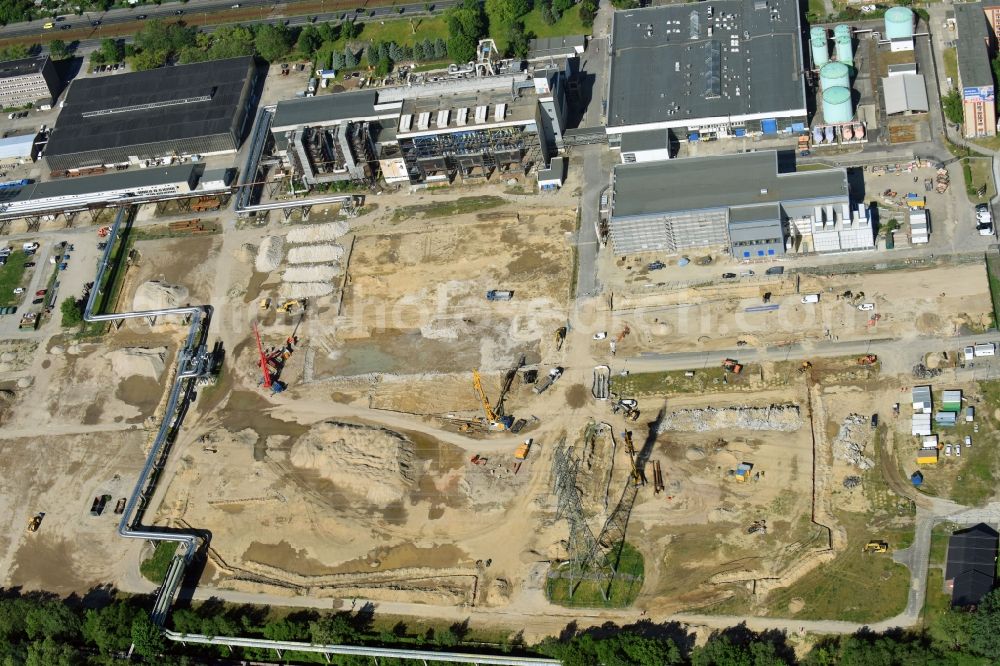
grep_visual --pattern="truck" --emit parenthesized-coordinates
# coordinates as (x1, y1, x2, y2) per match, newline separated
(974, 342, 996, 357)
(533, 367, 563, 394)
(486, 290, 514, 301)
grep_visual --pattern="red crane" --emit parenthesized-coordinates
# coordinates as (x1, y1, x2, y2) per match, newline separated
(253, 320, 272, 389)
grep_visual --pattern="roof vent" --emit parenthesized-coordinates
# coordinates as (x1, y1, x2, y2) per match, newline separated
(760, 188, 768, 195)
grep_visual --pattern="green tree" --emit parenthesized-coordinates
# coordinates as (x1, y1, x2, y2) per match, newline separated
(413, 40, 426, 60)
(596, 633, 683, 666)
(692, 634, 791, 666)
(83, 602, 135, 655)
(309, 613, 356, 644)
(943, 88, 964, 126)
(579, 0, 598, 27)
(343, 46, 358, 69)
(255, 23, 293, 61)
(331, 50, 346, 69)
(540, 2, 557, 25)
(446, 0, 486, 63)
(131, 615, 165, 659)
(208, 24, 255, 59)
(24, 601, 81, 643)
(263, 618, 307, 641)
(433, 37, 448, 59)
(502, 21, 530, 58)
(25, 637, 79, 666)
(48, 39, 68, 59)
(341, 19, 361, 39)
(485, 0, 531, 29)
(553, 0, 573, 14)
(297, 24, 321, 55)
(969, 589, 1000, 656)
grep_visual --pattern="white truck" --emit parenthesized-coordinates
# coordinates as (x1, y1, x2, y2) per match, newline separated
(533, 367, 563, 395)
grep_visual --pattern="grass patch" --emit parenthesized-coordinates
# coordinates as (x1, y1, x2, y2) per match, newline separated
(0, 249, 29, 307)
(922, 567, 954, 636)
(140, 541, 179, 584)
(390, 195, 506, 221)
(521, 5, 589, 41)
(962, 158, 995, 202)
(943, 48, 958, 84)
(546, 541, 643, 608)
(611, 365, 765, 397)
(762, 513, 910, 622)
(313, 16, 448, 70)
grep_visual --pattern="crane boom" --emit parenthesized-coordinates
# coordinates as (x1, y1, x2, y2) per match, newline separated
(253, 321, 272, 389)
(472, 370, 499, 423)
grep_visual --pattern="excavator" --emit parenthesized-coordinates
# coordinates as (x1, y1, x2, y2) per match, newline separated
(622, 430, 644, 486)
(472, 370, 514, 431)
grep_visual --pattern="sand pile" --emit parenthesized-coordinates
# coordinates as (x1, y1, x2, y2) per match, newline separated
(282, 265, 339, 283)
(133, 281, 189, 311)
(287, 244, 344, 264)
(658, 404, 802, 432)
(289, 421, 415, 504)
(236, 243, 257, 263)
(287, 221, 349, 243)
(109, 347, 167, 380)
(255, 235, 285, 272)
(279, 282, 335, 299)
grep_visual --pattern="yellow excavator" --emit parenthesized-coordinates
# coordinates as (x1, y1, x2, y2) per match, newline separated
(472, 370, 514, 431)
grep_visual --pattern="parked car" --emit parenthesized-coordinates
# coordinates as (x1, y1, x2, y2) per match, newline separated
(647, 260, 666, 271)
(721, 272, 737, 279)
(35, 289, 46, 296)
(60, 24, 71, 29)
(23, 262, 34, 268)
(858, 303, 875, 311)
(956, 443, 962, 457)
(58, 263, 68, 270)
(765, 266, 784, 275)
(593, 332, 607, 340)
(945, 444, 953, 457)
(31, 298, 43, 305)
(12, 287, 24, 295)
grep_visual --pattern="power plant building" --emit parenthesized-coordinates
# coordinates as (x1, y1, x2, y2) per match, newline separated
(44, 57, 261, 173)
(0, 56, 60, 108)
(269, 62, 569, 187)
(605, 0, 808, 144)
(954, 2, 996, 138)
(608, 150, 857, 257)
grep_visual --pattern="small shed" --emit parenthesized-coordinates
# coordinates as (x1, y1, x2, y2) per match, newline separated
(912, 385, 932, 413)
(922, 434, 939, 448)
(942, 389, 962, 412)
(916, 448, 939, 465)
(911, 470, 924, 486)
(966, 406, 975, 422)
(911, 413, 932, 436)
(935, 411, 957, 427)
(728, 462, 754, 483)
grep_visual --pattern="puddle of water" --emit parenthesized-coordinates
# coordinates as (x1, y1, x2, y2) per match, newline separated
(243, 540, 340, 576)
(221, 390, 309, 460)
(83, 402, 104, 425)
(116, 376, 162, 422)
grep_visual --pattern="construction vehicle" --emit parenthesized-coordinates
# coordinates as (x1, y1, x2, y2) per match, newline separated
(472, 370, 514, 430)
(615, 324, 631, 343)
(259, 297, 272, 310)
(554, 326, 567, 351)
(533, 367, 563, 395)
(278, 298, 306, 314)
(863, 540, 889, 553)
(721, 358, 743, 374)
(798, 361, 813, 373)
(486, 290, 514, 301)
(253, 321, 291, 393)
(494, 355, 524, 418)
(747, 519, 767, 535)
(26, 512, 44, 532)
(858, 354, 878, 365)
(514, 438, 532, 460)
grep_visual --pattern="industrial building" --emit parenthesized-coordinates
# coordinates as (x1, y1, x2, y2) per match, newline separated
(954, 3, 996, 138)
(0, 133, 39, 168)
(946, 524, 998, 608)
(608, 150, 868, 257)
(268, 47, 569, 188)
(605, 0, 808, 144)
(0, 163, 227, 220)
(883, 6, 916, 52)
(0, 56, 59, 108)
(882, 73, 929, 115)
(44, 57, 260, 173)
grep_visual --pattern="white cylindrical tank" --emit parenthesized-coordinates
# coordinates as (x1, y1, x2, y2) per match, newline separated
(819, 61, 850, 90)
(884, 6, 915, 40)
(813, 126, 823, 144)
(835, 34, 853, 67)
(810, 27, 828, 68)
(823, 86, 853, 124)
(834, 24, 851, 40)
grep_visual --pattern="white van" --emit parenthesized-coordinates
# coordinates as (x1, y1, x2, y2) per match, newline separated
(800, 294, 820, 304)
(964, 346, 975, 361)
(974, 342, 996, 357)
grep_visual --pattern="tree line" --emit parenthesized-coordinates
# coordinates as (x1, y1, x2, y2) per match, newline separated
(5, 587, 1000, 664)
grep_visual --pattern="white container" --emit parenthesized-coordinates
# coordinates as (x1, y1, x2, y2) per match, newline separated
(801, 294, 820, 304)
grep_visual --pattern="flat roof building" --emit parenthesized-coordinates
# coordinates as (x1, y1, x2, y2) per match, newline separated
(0, 56, 59, 109)
(946, 523, 999, 608)
(609, 150, 851, 256)
(528, 35, 586, 60)
(606, 0, 807, 142)
(954, 3, 996, 138)
(44, 56, 260, 173)
(0, 133, 38, 167)
(882, 75, 929, 115)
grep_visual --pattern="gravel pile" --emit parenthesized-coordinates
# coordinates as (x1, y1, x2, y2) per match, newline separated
(287, 221, 349, 244)
(282, 264, 339, 283)
(255, 235, 285, 272)
(287, 244, 344, 264)
(279, 282, 335, 299)
(832, 413, 874, 470)
(657, 404, 802, 432)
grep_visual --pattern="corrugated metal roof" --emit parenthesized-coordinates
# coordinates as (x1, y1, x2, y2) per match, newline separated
(0, 164, 199, 205)
(0, 133, 35, 160)
(955, 3, 994, 89)
(271, 90, 384, 130)
(882, 74, 929, 115)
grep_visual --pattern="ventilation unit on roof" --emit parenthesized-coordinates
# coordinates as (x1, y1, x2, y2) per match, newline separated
(494, 103, 506, 121)
(689, 10, 700, 39)
(437, 109, 450, 127)
(399, 114, 412, 132)
(457, 107, 468, 125)
(417, 112, 431, 130)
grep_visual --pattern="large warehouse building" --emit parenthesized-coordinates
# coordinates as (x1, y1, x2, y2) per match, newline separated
(44, 56, 260, 173)
(605, 0, 808, 146)
(609, 151, 871, 257)
(954, 3, 996, 138)
(269, 60, 569, 187)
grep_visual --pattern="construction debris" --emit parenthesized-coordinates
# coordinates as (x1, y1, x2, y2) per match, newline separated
(832, 414, 874, 470)
(286, 244, 345, 264)
(278, 282, 335, 299)
(912, 363, 942, 379)
(255, 235, 285, 273)
(657, 404, 803, 433)
(843, 475, 862, 489)
(282, 264, 340, 283)
(286, 220, 350, 243)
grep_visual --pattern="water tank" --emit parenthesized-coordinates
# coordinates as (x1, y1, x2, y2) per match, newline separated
(823, 86, 853, 124)
(884, 6, 915, 40)
(819, 61, 850, 90)
(834, 24, 851, 40)
(835, 34, 853, 67)
(811, 38, 829, 68)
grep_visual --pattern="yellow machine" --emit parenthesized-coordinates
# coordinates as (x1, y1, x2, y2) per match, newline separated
(472, 370, 509, 431)
(26, 513, 43, 532)
(555, 327, 567, 351)
(259, 297, 272, 310)
(863, 540, 889, 553)
(622, 431, 643, 486)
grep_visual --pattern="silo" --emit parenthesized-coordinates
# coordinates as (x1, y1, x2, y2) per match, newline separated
(835, 34, 853, 67)
(884, 6, 915, 40)
(819, 61, 850, 90)
(822, 86, 853, 124)
(810, 26, 829, 68)
(834, 24, 851, 40)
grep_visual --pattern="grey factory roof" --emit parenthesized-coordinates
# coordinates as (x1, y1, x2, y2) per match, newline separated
(271, 90, 385, 130)
(44, 57, 255, 158)
(528, 35, 586, 59)
(954, 3, 994, 89)
(728, 202, 780, 224)
(607, 0, 806, 129)
(882, 74, 929, 114)
(611, 150, 847, 218)
(0, 164, 200, 206)
(620, 128, 669, 153)
(0, 56, 49, 80)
